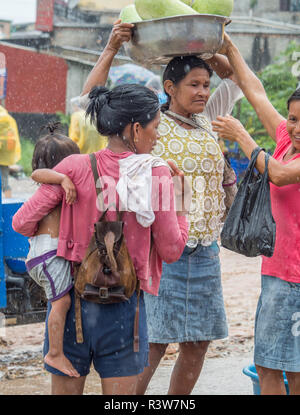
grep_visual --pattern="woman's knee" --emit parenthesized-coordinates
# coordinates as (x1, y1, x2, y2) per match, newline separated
(285, 371, 300, 393)
(179, 341, 210, 358)
(149, 342, 169, 357)
(255, 365, 283, 381)
(51, 374, 86, 395)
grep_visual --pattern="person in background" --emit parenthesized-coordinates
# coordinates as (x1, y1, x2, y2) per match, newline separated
(145, 76, 168, 105)
(0, 105, 21, 198)
(69, 97, 107, 153)
(212, 33, 300, 395)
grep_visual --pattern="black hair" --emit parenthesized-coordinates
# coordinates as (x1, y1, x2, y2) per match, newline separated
(161, 55, 213, 112)
(85, 84, 160, 137)
(32, 122, 80, 171)
(287, 88, 300, 110)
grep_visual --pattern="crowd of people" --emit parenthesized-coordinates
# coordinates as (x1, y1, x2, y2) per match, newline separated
(10, 21, 300, 396)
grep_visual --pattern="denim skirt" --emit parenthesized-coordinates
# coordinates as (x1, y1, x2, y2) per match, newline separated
(144, 241, 228, 343)
(254, 275, 300, 372)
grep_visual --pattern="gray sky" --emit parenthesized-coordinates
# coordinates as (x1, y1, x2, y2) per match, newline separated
(0, 0, 37, 24)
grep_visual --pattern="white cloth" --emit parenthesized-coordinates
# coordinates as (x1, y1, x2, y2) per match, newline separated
(203, 78, 244, 140)
(116, 154, 169, 228)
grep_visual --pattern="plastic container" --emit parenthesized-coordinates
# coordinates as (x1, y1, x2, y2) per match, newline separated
(243, 364, 289, 395)
(5, 258, 27, 274)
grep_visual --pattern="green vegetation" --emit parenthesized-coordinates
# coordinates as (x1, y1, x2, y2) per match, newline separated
(56, 111, 71, 130)
(18, 138, 34, 176)
(231, 41, 300, 154)
(250, 0, 258, 9)
(17, 113, 70, 177)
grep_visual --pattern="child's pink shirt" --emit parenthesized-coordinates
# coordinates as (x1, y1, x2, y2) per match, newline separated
(12, 149, 189, 295)
(261, 121, 300, 283)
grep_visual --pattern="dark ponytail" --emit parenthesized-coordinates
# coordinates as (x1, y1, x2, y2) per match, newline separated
(39, 121, 62, 136)
(161, 55, 213, 112)
(86, 84, 160, 137)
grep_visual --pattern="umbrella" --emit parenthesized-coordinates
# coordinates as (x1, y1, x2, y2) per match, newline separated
(108, 64, 156, 88)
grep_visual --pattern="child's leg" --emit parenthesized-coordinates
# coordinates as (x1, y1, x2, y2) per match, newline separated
(44, 293, 80, 378)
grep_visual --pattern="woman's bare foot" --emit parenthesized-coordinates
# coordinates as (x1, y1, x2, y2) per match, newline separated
(44, 353, 80, 378)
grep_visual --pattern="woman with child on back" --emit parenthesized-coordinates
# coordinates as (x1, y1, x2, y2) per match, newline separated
(12, 70, 190, 394)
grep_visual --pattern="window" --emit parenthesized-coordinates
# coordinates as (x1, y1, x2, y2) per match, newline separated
(280, 0, 291, 10)
(291, 0, 300, 11)
(280, 0, 300, 11)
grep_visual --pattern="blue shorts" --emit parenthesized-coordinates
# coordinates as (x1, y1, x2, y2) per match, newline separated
(144, 241, 228, 343)
(43, 288, 149, 378)
(254, 275, 300, 372)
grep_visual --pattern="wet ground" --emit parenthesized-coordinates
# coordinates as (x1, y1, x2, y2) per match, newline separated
(0, 176, 261, 394)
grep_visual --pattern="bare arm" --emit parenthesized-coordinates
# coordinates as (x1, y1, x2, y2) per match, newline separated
(31, 169, 77, 204)
(81, 20, 134, 96)
(212, 115, 299, 187)
(221, 33, 284, 141)
(205, 54, 234, 80)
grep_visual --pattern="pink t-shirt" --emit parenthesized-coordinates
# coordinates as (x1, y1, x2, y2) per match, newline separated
(261, 121, 300, 283)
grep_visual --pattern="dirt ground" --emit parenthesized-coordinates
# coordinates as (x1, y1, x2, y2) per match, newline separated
(0, 176, 262, 395)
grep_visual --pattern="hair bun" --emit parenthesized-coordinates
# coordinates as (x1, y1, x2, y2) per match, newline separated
(89, 86, 110, 107)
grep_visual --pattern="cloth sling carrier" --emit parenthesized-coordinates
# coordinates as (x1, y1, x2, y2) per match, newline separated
(73, 153, 140, 352)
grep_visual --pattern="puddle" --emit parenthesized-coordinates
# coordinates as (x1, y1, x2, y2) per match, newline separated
(0, 345, 44, 380)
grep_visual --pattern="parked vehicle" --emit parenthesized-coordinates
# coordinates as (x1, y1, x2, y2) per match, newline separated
(0, 172, 47, 326)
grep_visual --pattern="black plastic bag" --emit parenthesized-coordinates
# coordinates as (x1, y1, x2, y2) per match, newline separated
(221, 147, 276, 257)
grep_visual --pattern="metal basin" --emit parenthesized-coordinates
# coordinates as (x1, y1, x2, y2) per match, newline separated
(124, 14, 231, 65)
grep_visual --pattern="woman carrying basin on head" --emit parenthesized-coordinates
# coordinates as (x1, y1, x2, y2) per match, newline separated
(78, 20, 244, 395)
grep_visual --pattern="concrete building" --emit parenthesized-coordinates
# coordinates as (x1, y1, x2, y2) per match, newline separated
(225, 0, 300, 70)
(233, 0, 300, 23)
(226, 16, 300, 71)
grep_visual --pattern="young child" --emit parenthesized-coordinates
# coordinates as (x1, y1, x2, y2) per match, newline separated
(26, 123, 80, 377)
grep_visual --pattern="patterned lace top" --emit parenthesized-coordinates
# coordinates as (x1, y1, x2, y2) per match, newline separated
(152, 112, 225, 248)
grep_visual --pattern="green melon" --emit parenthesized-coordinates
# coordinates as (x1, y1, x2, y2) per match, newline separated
(180, 0, 194, 6)
(135, 0, 198, 20)
(191, 0, 234, 17)
(119, 4, 142, 23)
